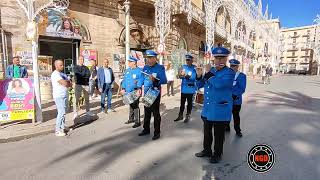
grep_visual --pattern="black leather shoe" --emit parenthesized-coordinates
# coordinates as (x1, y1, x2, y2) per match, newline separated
(125, 120, 134, 124)
(138, 131, 150, 136)
(152, 134, 160, 140)
(132, 123, 141, 128)
(184, 114, 190, 123)
(210, 154, 222, 164)
(195, 150, 212, 158)
(236, 132, 243, 137)
(174, 115, 183, 122)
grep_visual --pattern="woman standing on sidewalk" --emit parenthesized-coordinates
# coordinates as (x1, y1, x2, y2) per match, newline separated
(165, 62, 175, 96)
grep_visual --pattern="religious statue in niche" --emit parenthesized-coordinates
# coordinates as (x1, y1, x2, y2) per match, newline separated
(119, 21, 151, 50)
(37, 8, 92, 42)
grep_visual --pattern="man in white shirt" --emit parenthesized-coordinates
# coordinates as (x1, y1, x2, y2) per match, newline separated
(51, 60, 72, 137)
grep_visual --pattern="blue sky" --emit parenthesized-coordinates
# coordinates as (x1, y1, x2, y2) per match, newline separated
(254, 0, 320, 28)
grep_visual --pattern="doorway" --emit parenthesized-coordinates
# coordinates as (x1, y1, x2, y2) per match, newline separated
(39, 36, 80, 75)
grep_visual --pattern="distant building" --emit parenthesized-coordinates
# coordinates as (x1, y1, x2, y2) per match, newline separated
(280, 25, 318, 74)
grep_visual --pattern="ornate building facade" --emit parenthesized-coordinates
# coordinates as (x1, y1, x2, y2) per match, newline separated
(0, 0, 280, 78)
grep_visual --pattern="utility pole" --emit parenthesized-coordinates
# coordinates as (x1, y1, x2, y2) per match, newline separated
(124, 0, 130, 69)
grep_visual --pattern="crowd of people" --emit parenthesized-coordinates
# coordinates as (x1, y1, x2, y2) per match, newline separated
(4, 46, 247, 164)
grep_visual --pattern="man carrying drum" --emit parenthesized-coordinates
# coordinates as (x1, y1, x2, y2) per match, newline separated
(121, 56, 143, 128)
(139, 50, 167, 140)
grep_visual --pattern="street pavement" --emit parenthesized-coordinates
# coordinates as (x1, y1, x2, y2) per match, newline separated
(0, 75, 320, 180)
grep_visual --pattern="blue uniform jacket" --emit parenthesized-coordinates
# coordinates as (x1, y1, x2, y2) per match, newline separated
(142, 63, 167, 94)
(197, 67, 235, 122)
(121, 67, 144, 93)
(232, 72, 247, 105)
(179, 64, 197, 94)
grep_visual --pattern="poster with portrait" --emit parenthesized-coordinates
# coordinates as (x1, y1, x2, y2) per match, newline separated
(38, 56, 53, 75)
(0, 78, 34, 121)
(80, 49, 97, 67)
(130, 50, 145, 68)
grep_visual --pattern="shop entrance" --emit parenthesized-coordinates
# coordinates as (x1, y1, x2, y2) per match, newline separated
(38, 36, 80, 75)
(37, 36, 80, 101)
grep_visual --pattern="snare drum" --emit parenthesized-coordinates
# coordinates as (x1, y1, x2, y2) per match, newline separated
(123, 90, 139, 105)
(142, 88, 160, 107)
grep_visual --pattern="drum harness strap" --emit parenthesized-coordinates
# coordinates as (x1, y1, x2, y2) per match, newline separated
(233, 72, 240, 86)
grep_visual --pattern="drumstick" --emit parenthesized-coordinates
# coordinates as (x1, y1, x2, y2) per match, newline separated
(141, 71, 160, 80)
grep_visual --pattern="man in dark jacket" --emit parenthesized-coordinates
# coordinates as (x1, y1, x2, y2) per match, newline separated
(89, 59, 99, 100)
(6, 56, 28, 79)
(73, 56, 95, 120)
(97, 58, 115, 113)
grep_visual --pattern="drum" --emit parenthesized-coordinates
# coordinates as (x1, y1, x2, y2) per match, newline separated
(142, 88, 160, 107)
(195, 88, 204, 105)
(123, 90, 139, 105)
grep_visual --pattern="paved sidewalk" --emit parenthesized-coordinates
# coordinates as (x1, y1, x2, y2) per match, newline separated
(0, 83, 181, 143)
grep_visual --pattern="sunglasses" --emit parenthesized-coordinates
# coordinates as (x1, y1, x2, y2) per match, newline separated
(230, 65, 238, 67)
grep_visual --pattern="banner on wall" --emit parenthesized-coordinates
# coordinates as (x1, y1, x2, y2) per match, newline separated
(0, 78, 34, 121)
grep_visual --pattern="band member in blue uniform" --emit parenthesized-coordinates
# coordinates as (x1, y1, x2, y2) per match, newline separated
(174, 53, 197, 123)
(225, 59, 247, 137)
(139, 50, 167, 140)
(195, 47, 235, 163)
(121, 56, 144, 128)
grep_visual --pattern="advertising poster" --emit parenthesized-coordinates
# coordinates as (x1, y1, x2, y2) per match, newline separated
(131, 50, 145, 68)
(0, 78, 34, 121)
(17, 51, 33, 72)
(81, 49, 97, 67)
(113, 54, 125, 73)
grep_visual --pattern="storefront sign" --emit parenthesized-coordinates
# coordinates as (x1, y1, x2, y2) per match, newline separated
(0, 78, 34, 121)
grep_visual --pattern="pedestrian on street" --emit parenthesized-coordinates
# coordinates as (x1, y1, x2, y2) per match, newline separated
(262, 68, 267, 84)
(225, 59, 247, 137)
(5, 56, 28, 79)
(165, 62, 175, 96)
(97, 57, 115, 114)
(73, 56, 95, 120)
(121, 56, 143, 128)
(89, 59, 99, 100)
(138, 50, 167, 140)
(174, 53, 197, 123)
(51, 60, 72, 137)
(195, 47, 235, 163)
(266, 65, 273, 84)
